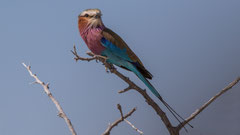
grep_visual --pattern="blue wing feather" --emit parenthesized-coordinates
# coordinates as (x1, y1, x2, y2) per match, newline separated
(101, 37, 133, 62)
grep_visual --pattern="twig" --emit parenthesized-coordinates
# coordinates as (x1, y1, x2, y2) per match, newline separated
(177, 77, 240, 130)
(116, 104, 143, 134)
(71, 45, 107, 62)
(124, 119, 143, 135)
(102, 106, 136, 135)
(117, 104, 124, 120)
(118, 86, 132, 93)
(22, 63, 77, 135)
(71, 45, 96, 62)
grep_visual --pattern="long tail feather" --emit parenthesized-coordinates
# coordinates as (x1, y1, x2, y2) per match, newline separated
(129, 64, 192, 129)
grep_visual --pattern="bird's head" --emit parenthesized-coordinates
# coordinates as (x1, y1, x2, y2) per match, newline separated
(78, 9, 104, 31)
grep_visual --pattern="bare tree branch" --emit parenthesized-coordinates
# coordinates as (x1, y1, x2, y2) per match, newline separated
(117, 104, 124, 120)
(102, 105, 136, 135)
(116, 104, 143, 134)
(71, 45, 107, 62)
(71, 46, 178, 135)
(71, 45, 240, 135)
(118, 86, 133, 93)
(22, 63, 77, 135)
(71, 45, 96, 62)
(124, 119, 143, 135)
(177, 77, 240, 130)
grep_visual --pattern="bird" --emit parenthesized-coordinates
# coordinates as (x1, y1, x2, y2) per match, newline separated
(78, 8, 188, 125)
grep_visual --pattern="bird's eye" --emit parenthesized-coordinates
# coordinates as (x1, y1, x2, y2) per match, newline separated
(84, 14, 89, 17)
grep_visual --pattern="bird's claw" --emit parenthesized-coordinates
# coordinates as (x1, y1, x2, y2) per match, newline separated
(104, 63, 115, 73)
(105, 66, 110, 73)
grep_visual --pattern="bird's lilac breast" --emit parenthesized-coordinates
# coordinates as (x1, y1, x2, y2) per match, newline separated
(81, 28, 105, 55)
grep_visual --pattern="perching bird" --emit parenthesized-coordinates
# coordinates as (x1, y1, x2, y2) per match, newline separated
(78, 9, 188, 124)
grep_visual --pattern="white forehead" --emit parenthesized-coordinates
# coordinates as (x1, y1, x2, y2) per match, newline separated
(80, 9, 101, 16)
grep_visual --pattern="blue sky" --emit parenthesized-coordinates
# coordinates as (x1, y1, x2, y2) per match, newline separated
(0, 0, 240, 135)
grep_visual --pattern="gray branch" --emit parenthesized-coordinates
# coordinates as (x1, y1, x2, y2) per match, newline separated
(22, 63, 77, 135)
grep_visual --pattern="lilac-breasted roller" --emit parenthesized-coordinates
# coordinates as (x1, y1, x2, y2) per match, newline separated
(78, 9, 187, 124)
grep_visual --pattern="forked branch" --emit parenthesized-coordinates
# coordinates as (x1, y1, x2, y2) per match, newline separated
(102, 104, 142, 135)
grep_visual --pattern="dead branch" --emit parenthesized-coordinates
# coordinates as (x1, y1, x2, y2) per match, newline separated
(124, 119, 143, 135)
(71, 46, 178, 135)
(102, 105, 136, 135)
(22, 63, 77, 135)
(117, 104, 124, 120)
(71, 45, 240, 135)
(71, 45, 96, 62)
(176, 77, 240, 130)
(118, 86, 132, 93)
(116, 104, 143, 134)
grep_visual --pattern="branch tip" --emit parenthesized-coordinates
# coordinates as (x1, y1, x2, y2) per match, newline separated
(102, 105, 138, 135)
(177, 77, 240, 130)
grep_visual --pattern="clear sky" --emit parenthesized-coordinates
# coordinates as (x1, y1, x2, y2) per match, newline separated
(0, 0, 240, 135)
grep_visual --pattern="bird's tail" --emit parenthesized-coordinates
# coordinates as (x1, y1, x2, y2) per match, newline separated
(129, 64, 192, 129)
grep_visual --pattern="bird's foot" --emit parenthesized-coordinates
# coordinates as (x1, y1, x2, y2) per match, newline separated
(104, 63, 115, 73)
(105, 66, 110, 73)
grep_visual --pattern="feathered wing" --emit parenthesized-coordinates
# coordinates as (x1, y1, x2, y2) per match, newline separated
(101, 27, 161, 102)
(100, 27, 189, 127)
(101, 28, 152, 79)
